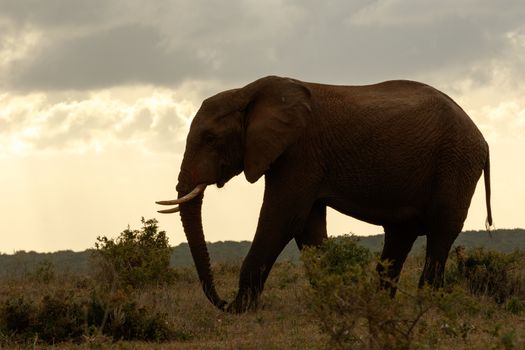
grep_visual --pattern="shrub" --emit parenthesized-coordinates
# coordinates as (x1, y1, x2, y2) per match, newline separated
(448, 246, 524, 303)
(0, 293, 84, 344)
(30, 260, 55, 284)
(0, 297, 35, 337)
(87, 291, 176, 341)
(35, 293, 85, 343)
(0, 218, 184, 345)
(301, 236, 520, 350)
(273, 261, 300, 289)
(93, 218, 177, 289)
(0, 286, 177, 344)
(302, 236, 435, 350)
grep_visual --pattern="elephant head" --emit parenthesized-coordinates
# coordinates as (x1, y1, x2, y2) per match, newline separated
(157, 76, 311, 310)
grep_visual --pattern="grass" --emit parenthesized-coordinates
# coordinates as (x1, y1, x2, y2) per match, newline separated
(0, 242, 524, 349)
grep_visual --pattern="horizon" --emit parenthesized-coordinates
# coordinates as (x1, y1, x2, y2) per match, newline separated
(3, 227, 523, 255)
(1, 1, 524, 253)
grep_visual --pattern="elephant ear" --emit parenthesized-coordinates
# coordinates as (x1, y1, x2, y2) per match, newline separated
(243, 78, 311, 183)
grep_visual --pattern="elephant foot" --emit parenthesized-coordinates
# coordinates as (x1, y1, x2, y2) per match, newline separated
(226, 291, 259, 313)
(377, 277, 397, 297)
(215, 299, 228, 311)
(376, 263, 400, 297)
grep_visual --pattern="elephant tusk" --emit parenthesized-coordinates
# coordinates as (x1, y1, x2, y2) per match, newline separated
(157, 207, 180, 214)
(156, 184, 207, 214)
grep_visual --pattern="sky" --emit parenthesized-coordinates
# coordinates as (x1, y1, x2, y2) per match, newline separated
(0, 0, 524, 253)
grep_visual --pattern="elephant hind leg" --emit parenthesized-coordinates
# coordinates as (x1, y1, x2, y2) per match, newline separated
(295, 202, 327, 250)
(420, 179, 474, 288)
(421, 153, 483, 288)
(377, 221, 421, 296)
(419, 228, 460, 288)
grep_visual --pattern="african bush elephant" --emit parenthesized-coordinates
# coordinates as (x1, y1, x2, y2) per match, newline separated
(157, 76, 493, 313)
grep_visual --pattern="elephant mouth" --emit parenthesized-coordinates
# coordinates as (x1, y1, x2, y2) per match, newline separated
(217, 164, 231, 188)
(216, 161, 243, 189)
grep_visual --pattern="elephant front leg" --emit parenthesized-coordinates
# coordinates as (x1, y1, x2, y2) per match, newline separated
(226, 223, 294, 313)
(227, 183, 317, 313)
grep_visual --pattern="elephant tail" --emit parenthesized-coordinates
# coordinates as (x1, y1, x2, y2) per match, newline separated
(484, 144, 494, 231)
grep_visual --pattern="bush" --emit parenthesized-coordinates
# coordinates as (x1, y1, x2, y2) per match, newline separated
(448, 246, 524, 303)
(88, 291, 176, 341)
(37, 293, 85, 343)
(0, 218, 185, 345)
(0, 297, 35, 337)
(30, 260, 55, 284)
(93, 218, 177, 289)
(301, 236, 521, 350)
(302, 236, 433, 349)
(0, 293, 85, 344)
(0, 286, 176, 344)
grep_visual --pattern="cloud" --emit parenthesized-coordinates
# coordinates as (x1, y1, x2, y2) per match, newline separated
(1, 0, 524, 152)
(2, 0, 522, 91)
(8, 24, 201, 91)
(1, 1, 524, 252)
(349, 0, 525, 27)
(0, 86, 198, 157)
(1, 0, 306, 90)
(0, 0, 118, 28)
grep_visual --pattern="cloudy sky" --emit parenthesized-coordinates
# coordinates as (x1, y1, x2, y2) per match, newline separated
(1, 0, 524, 253)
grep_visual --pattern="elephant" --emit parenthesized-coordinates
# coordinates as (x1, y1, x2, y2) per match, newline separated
(157, 75, 493, 313)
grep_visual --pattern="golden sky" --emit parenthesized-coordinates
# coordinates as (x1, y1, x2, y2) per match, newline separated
(0, 1, 524, 252)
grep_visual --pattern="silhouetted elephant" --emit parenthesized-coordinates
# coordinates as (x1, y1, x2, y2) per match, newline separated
(157, 76, 493, 313)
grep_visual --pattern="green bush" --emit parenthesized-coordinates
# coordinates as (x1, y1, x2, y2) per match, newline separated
(0, 297, 35, 337)
(93, 218, 177, 289)
(36, 293, 85, 343)
(30, 260, 55, 284)
(448, 246, 524, 303)
(301, 236, 520, 350)
(87, 291, 176, 341)
(305, 236, 372, 279)
(0, 293, 85, 344)
(302, 236, 431, 349)
(0, 286, 176, 344)
(0, 218, 185, 345)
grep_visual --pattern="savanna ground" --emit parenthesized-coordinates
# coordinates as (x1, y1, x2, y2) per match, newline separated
(0, 221, 524, 349)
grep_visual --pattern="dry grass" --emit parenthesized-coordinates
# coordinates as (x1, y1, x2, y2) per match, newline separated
(1, 252, 524, 349)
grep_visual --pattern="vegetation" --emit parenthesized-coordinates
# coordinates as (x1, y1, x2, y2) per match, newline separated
(0, 222, 524, 348)
(93, 217, 177, 288)
(0, 219, 181, 345)
(2, 228, 524, 278)
(447, 246, 524, 305)
(302, 236, 525, 349)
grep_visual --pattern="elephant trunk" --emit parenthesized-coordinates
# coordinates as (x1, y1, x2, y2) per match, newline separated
(178, 190, 227, 310)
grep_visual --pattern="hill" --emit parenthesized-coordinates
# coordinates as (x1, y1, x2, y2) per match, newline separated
(357, 228, 525, 254)
(1, 228, 523, 277)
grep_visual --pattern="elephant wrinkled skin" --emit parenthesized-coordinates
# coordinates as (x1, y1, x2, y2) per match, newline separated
(157, 76, 493, 313)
